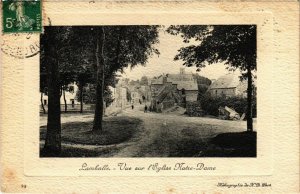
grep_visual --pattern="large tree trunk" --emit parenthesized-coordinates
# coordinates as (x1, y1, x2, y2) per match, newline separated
(246, 66, 253, 132)
(93, 27, 105, 131)
(43, 50, 61, 156)
(40, 92, 46, 114)
(63, 88, 67, 113)
(79, 83, 84, 113)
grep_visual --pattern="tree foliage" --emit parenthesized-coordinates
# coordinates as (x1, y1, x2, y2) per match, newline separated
(167, 25, 256, 131)
(40, 25, 160, 154)
(167, 25, 256, 76)
(91, 26, 160, 130)
(41, 26, 73, 155)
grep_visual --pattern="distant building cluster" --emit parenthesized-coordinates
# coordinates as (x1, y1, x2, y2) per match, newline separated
(40, 67, 256, 113)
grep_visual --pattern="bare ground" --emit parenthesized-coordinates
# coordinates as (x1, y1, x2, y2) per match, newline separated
(40, 104, 256, 157)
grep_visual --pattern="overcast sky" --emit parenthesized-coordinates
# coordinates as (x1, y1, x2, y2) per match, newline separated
(119, 28, 240, 81)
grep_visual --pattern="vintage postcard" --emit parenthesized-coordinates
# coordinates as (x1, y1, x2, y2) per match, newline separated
(1, 1, 299, 193)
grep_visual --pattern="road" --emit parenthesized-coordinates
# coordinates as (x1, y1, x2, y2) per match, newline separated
(40, 104, 256, 157)
(113, 104, 256, 157)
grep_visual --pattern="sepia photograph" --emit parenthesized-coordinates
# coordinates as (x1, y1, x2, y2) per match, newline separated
(1, 1, 299, 192)
(39, 25, 257, 158)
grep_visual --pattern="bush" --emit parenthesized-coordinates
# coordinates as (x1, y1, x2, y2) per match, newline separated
(200, 94, 257, 118)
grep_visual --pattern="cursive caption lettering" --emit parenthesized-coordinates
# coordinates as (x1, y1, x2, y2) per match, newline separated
(79, 162, 216, 172)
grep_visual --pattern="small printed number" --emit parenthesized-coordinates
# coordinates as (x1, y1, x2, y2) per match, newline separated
(21, 184, 27, 188)
(6, 18, 13, 28)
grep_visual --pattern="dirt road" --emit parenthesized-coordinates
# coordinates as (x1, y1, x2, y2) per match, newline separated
(112, 104, 256, 157)
(40, 105, 256, 157)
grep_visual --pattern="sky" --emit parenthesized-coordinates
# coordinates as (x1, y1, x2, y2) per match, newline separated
(119, 28, 240, 81)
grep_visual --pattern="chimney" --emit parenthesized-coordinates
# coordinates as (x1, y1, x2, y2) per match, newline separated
(163, 75, 167, 84)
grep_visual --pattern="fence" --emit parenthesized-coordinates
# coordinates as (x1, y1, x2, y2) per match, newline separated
(40, 104, 95, 113)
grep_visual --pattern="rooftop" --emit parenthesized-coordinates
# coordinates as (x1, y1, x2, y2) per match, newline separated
(209, 73, 240, 89)
(150, 68, 198, 91)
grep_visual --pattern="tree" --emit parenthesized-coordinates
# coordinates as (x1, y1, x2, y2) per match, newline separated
(76, 71, 95, 113)
(41, 26, 72, 155)
(93, 27, 106, 131)
(41, 26, 160, 156)
(41, 26, 77, 114)
(76, 76, 116, 106)
(167, 25, 256, 131)
(59, 70, 76, 113)
(92, 26, 160, 131)
(40, 57, 47, 114)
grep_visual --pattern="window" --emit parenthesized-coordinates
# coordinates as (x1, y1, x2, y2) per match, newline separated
(44, 100, 47, 105)
(70, 99, 75, 108)
(69, 86, 74, 93)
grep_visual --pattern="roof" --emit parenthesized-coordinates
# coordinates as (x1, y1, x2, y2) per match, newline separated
(209, 74, 240, 89)
(151, 74, 198, 91)
(167, 73, 194, 81)
(150, 76, 164, 85)
(171, 80, 198, 90)
(156, 85, 181, 102)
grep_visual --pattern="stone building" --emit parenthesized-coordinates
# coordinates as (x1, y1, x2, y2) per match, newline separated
(208, 73, 256, 98)
(151, 68, 198, 103)
(150, 76, 181, 112)
(150, 68, 198, 111)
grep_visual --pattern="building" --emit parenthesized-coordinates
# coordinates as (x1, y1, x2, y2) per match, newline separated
(150, 68, 198, 102)
(111, 86, 129, 108)
(150, 76, 181, 112)
(139, 85, 151, 102)
(150, 68, 199, 111)
(130, 89, 141, 104)
(208, 73, 256, 98)
(41, 83, 80, 107)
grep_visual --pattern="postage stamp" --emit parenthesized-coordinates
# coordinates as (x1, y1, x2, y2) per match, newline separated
(2, 0, 42, 33)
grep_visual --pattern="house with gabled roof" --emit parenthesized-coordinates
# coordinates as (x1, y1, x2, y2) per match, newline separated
(150, 68, 198, 103)
(208, 73, 256, 98)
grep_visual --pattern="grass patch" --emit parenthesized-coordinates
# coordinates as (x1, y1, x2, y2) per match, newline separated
(40, 146, 120, 157)
(212, 131, 256, 148)
(136, 125, 209, 157)
(135, 121, 256, 157)
(40, 112, 93, 117)
(40, 116, 143, 145)
(202, 131, 257, 157)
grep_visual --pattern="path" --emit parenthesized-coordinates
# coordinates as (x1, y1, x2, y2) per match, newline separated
(112, 104, 256, 157)
(40, 104, 256, 157)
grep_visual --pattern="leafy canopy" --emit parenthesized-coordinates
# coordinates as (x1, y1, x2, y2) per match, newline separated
(40, 26, 160, 93)
(166, 25, 256, 76)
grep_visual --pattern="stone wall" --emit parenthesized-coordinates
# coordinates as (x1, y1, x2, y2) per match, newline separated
(186, 101, 204, 117)
(185, 90, 198, 102)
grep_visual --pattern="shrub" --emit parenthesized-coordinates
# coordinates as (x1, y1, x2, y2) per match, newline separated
(200, 94, 257, 118)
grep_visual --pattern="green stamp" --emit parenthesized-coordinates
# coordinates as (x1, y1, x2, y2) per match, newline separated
(2, 0, 42, 33)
